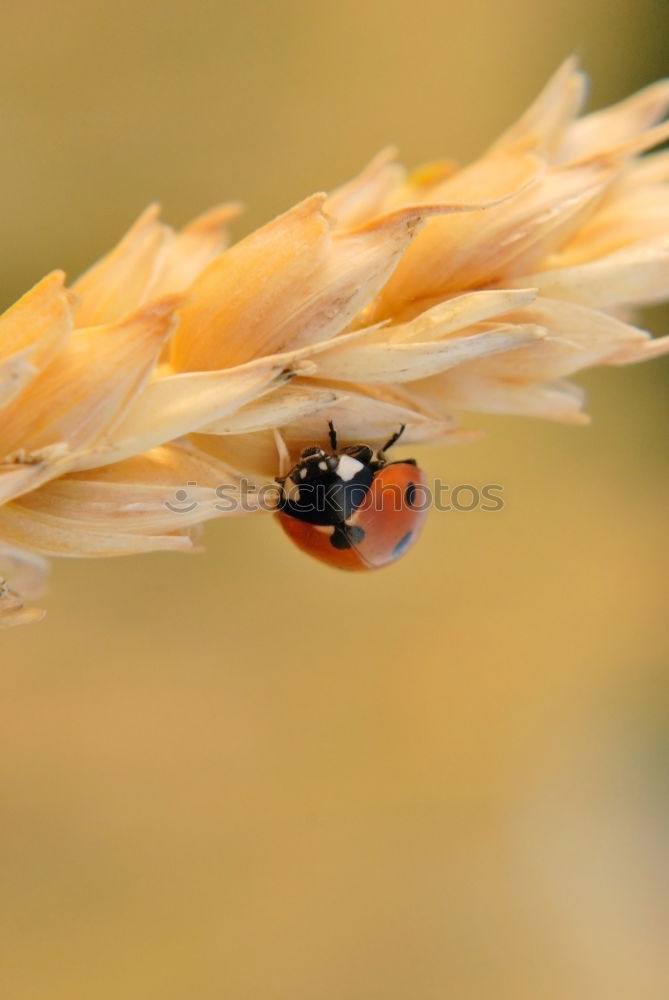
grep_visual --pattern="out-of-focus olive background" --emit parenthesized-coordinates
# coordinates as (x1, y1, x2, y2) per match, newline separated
(1, 2, 668, 998)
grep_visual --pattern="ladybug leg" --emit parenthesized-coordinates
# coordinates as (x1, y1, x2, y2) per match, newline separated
(330, 523, 365, 550)
(380, 424, 406, 454)
(273, 428, 291, 481)
(328, 421, 338, 452)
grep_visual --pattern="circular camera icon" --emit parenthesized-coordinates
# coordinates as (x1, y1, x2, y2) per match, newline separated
(164, 482, 199, 513)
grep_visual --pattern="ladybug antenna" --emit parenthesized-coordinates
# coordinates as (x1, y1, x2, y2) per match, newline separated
(328, 421, 338, 452)
(381, 424, 406, 454)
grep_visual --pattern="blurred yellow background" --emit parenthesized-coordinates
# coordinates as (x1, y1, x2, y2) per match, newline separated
(1, 2, 668, 998)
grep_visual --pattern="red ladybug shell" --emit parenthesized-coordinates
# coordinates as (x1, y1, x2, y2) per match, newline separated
(276, 462, 428, 571)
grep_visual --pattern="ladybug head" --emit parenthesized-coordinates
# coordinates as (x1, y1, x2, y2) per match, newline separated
(289, 447, 339, 485)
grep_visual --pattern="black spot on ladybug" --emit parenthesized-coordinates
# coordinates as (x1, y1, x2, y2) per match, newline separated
(392, 531, 413, 558)
(405, 482, 418, 508)
(330, 524, 365, 550)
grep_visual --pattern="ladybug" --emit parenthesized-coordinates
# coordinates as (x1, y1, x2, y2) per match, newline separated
(275, 422, 428, 570)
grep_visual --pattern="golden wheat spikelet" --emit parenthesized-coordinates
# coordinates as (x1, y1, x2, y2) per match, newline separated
(2, 58, 668, 625)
